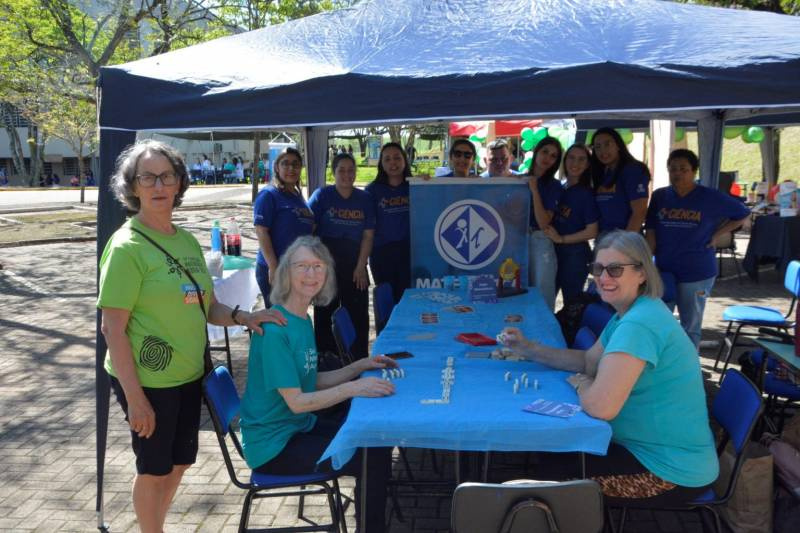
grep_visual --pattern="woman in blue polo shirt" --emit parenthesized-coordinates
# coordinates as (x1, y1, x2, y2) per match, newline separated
(544, 144, 599, 304)
(645, 149, 749, 348)
(590, 127, 650, 234)
(309, 153, 376, 359)
(527, 136, 564, 311)
(365, 142, 412, 304)
(253, 147, 314, 303)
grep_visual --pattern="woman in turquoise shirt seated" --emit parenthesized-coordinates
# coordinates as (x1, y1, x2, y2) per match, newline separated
(501, 230, 718, 505)
(240, 235, 398, 532)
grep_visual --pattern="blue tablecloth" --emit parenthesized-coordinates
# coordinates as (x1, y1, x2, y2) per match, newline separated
(320, 288, 612, 469)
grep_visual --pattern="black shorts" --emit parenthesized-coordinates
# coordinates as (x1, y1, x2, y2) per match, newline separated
(110, 374, 202, 476)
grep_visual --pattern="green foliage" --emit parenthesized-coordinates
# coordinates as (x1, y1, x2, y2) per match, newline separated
(672, 0, 799, 15)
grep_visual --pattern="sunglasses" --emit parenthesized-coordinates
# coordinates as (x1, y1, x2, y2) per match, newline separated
(588, 262, 642, 278)
(451, 150, 474, 159)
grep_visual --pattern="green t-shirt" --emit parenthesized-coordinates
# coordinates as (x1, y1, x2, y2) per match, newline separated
(599, 296, 719, 487)
(240, 305, 318, 469)
(97, 217, 212, 388)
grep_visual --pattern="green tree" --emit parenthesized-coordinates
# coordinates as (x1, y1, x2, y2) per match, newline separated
(674, 0, 799, 15)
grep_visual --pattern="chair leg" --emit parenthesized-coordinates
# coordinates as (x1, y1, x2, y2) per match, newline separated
(618, 507, 627, 533)
(713, 322, 733, 370)
(719, 324, 744, 378)
(298, 487, 305, 520)
(398, 447, 415, 481)
(240, 490, 257, 533)
(224, 326, 233, 378)
(732, 250, 743, 283)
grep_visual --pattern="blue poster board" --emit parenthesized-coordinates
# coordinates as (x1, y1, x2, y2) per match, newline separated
(366, 135, 382, 164)
(410, 178, 529, 288)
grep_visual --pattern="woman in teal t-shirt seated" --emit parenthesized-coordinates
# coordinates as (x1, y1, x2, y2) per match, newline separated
(240, 235, 397, 532)
(501, 230, 718, 505)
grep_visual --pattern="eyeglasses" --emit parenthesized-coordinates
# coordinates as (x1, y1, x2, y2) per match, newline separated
(292, 262, 326, 274)
(588, 262, 642, 278)
(451, 150, 474, 159)
(488, 157, 509, 164)
(279, 160, 302, 170)
(136, 172, 179, 187)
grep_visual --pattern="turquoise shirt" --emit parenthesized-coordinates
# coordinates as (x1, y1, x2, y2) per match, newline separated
(599, 296, 719, 487)
(240, 305, 318, 469)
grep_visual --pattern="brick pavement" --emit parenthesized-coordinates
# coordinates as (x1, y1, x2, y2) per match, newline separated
(0, 208, 791, 532)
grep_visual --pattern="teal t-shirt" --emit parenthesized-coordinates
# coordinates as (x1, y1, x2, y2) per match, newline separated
(598, 296, 719, 487)
(240, 305, 318, 469)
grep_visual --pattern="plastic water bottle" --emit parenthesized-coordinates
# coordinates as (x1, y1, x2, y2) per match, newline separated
(211, 220, 223, 252)
(225, 217, 241, 256)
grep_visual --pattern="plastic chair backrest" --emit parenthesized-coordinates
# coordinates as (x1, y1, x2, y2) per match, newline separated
(660, 270, 677, 305)
(784, 260, 800, 296)
(580, 303, 614, 338)
(713, 369, 762, 455)
(332, 306, 356, 354)
(373, 282, 395, 333)
(451, 480, 603, 533)
(203, 366, 240, 435)
(572, 326, 597, 351)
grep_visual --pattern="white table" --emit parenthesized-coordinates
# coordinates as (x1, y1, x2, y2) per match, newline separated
(208, 267, 260, 342)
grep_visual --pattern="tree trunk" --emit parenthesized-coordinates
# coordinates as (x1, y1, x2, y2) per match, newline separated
(27, 124, 45, 187)
(252, 131, 261, 203)
(404, 126, 418, 150)
(387, 125, 403, 144)
(0, 104, 27, 180)
(77, 142, 85, 203)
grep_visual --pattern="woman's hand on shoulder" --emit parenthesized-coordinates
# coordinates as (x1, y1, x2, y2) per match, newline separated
(245, 307, 288, 334)
(348, 376, 395, 398)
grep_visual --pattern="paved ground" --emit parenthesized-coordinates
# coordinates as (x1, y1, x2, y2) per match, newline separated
(0, 204, 790, 532)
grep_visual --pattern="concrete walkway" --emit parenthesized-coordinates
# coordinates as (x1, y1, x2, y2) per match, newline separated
(0, 206, 789, 532)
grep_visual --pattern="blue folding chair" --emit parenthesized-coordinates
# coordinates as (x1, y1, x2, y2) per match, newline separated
(372, 282, 395, 335)
(202, 366, 346, 533)
(745, 348, 800, 432)
(331, 306, 356, 365)
(572, 326, 597, 351)
(615, 369, 763, 533)
(580, 303, 614, 338)
(715, 260, 800, 374)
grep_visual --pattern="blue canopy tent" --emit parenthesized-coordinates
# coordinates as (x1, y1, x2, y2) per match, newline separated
(94, 0, 800, 527)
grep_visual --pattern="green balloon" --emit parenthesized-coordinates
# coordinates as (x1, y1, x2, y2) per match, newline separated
(724, 126, 745, 140)
(556, 132, 570, 151)
(746, 126, 765, 143)
(521, 138, 534, 151)
(519, 160, 531, 172)
(520, 127, 534, 141)
(585, 130, 596, 145)
(531, 127, 548, 145)
(617, 128, 634, 145)
(674, 127, 685, 142)
(468, 133, 485, 144)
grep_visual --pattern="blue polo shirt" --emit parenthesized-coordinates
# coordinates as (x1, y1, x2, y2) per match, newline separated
(599, 296, 718, 487)
(552, 183, 599, 236)
(595, 163, 650, 232)
(529, 177, 564, 230)
(253, 186, 314, 266)
(308, 185, 376, 243)
(646, 185, 750, 283)
(365, 180, 410, 247)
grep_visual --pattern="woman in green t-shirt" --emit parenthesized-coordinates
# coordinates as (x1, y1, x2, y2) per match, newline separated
(99, 139, 283, 533)
(240, 235, 398, 533)
(499, 230, 718, 507)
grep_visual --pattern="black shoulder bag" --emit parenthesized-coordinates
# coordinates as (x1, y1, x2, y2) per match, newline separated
(131, 227, 214, 376)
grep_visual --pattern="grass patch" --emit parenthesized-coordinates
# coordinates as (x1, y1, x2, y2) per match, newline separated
(9, 211, 97, 224)
(0, 222, 94, 243)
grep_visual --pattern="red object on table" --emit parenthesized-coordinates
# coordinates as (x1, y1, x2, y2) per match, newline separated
(455, 333, 497, 346)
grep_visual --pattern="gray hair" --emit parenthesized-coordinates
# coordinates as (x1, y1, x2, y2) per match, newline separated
(595, 230, 663, 299)
(110, 139, 190, 212)
(269, 236, 337, 307)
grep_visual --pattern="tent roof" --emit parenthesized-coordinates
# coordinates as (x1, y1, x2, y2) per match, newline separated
(99, 0, 800, 132)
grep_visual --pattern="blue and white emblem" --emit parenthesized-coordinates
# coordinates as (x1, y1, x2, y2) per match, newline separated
(433, 199, 505, 270)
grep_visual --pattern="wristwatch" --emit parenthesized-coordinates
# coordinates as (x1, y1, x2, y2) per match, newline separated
(231, 305, 243, 325)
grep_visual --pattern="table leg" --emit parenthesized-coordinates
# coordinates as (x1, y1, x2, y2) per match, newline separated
(360, 447, 367, 530)
(580, 452, 586, 479)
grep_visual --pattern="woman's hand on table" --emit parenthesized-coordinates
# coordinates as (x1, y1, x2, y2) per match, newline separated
(355, 355, 399, 373)
(349, 377, 396, 398)
(499, 327, 529, 349)
(243, 307, 288, 334)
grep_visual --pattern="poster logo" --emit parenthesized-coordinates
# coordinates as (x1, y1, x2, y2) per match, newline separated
(433, 199, 505, 270)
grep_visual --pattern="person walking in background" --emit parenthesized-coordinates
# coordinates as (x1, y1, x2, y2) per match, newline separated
(645, 149, 749, 348)
(253, 147, 315, 304)
(309, 153, 375, 359)
(590, 127, 650, 235)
